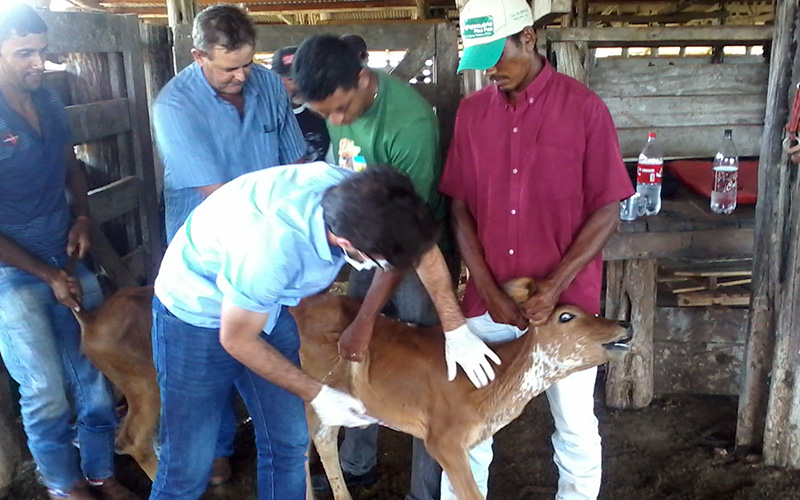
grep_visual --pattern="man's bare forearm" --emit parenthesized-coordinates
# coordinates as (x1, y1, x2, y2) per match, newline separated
(415, 246, 464, 331)
(0, 233, 57, 284)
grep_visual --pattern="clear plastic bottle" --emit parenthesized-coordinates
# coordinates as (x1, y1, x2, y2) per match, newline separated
(636, 132, 664, 216)
(710, 129, 739, 215)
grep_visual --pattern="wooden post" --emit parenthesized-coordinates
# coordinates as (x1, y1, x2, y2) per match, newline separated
(434, 23, 461, 163)
(0, 363, 21, 497)
(604, 259, 657, 408)
(167, 0, 196, 74)
(166, 0, 196, 27)
(737, 0, 800, 467)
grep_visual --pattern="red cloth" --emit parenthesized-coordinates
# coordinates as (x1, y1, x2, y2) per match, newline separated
(667, 160, 758, 204)
(439, 58, 634, 317)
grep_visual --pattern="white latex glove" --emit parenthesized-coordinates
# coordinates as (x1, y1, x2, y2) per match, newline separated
(444, 324, 502, 388)
(309, 385, 379, 428)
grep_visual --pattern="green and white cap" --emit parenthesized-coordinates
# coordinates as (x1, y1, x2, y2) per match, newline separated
(458, 0, 534, 73)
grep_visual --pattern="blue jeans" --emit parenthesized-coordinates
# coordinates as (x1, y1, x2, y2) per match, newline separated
(0, 256, 116, 491)
(149, 298, 309, 500)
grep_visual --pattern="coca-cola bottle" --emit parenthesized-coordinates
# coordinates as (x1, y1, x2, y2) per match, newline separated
(637, 132, 663, 216)
(710, 129, 738, 215)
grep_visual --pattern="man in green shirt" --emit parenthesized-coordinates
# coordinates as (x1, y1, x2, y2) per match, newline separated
(293, 35, 452, 500)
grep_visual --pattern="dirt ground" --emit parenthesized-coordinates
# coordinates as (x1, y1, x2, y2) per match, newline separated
(7, 382, 800, 500)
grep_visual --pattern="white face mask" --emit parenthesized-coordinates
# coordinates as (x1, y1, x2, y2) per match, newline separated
(343, 249, 391, 272)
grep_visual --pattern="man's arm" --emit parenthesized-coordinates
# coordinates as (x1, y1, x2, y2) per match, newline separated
(0, 234, 82, 310)
(337, 269, 404, 361)
(450, 199, 527, 329)
(218, 298, 377, 427)
(522, 201, 620, 324)
(414, 245, 501, 388)
(64, 147, 91, 259)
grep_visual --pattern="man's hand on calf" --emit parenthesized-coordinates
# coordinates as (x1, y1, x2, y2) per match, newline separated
(444, 324, 502, 388)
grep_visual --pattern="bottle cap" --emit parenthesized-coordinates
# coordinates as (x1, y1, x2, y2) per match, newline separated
(648, 132, 656, 138)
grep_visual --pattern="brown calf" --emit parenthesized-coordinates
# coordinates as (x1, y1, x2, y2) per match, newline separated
(73, 286, 159, 481)
(292, 278, 632, 500)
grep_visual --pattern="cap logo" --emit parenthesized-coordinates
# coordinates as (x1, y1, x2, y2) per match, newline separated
(281, 53, 294, 66)
(462, 16, 495, 39)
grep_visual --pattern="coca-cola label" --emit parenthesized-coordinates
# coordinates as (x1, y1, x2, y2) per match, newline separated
(637, 162, 663, 184)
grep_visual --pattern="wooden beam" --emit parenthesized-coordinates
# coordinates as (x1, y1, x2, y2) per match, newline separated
(88, 176, 141, 225)
(616, 125, 764, 159)
(605, 95, 766, 129)
(390, 25, 435, 82)
(166, 0, 196, 27)
(588, 10, 728, 24)
(738, 0, 800, 467)
(433, 22, 461, 159)
(544, 26, 773, 46)
(39, 10, 127, 53)
(604, 228, 754, 261)
(532, 0, 571, 27)
(65, 99, 131, 145)
(174, 21, 442, 69)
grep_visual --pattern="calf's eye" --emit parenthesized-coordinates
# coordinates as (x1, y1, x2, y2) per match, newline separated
(558, 312, 575, 323)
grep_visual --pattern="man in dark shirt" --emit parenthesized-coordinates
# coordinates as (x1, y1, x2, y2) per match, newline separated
(271, 45, 331, 163)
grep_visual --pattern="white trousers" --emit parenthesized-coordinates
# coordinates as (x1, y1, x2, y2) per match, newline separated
(440, 312, 602, 500)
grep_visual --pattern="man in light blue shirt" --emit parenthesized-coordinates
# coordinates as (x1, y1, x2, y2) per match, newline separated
(151, 6, 306, 483)
(149, 162, 501, 500)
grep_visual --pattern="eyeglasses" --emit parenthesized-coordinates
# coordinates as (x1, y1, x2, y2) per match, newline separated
(361, 251, 392, 272)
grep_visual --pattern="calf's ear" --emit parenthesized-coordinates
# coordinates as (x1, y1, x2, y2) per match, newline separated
(502, 278, 538, 304)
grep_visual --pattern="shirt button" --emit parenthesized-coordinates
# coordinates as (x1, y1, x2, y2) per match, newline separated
(509, 249, 515, 255)
(512, 127, 519, 133)
(512, 168, 518, 174)
(511, 209, 517, 215)
(528, 97, 534, 104)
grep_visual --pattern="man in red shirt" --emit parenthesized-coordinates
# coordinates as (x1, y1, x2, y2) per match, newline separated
(439, 0, 634, 498)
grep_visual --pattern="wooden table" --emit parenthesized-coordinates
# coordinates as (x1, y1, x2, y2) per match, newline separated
(602, 189, 755, 408)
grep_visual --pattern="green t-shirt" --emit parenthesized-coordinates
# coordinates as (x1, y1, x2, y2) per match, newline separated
(328, 71, 450, 251)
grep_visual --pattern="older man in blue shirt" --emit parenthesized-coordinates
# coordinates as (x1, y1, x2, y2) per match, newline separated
(152, 6, 307, 482)
(150, 162, 501, 500)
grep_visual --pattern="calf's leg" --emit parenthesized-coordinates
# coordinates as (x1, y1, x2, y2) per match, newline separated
(426, 439, 484, 500)
(308, 408, 352, 500)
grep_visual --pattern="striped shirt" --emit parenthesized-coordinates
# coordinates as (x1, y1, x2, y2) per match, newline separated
(0, 87, 71, 267)
(153, 63, 307, 242)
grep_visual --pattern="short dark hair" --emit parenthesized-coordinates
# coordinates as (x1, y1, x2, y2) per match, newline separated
(508, 27, 533, 47)
(0, 3, 47, 46)
(340, 34, 368, 61)
(292, 35, 363, 102)
(322, 166, 439, 271)
(192, 5, 255, 53)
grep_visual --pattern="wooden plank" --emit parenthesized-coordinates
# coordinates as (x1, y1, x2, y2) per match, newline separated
(738, 0, 800, 457)
(544, 26, 774, 46)
(0, 363, 21, 497)
(90, 226, 138, 288)
(390, 25, 435, 82)
(605, 95, 766, 129)
(615, 125, 764, 159)
(591, 64, 769, 98)
(166, 0, 196, 27)
(39, 10, 126, 53)
(593, 56, 767, 70)
(605, 259, 657, 409)
(532, 0, 570, 26)
(677, 289, 751, 307)
(65, 99, 131, 145)
(121, 247, 147, 283)
(88, 176, 141, 225)
(588, 10, 728, 24)
(121, 15, 164, 282)
(604, 228, 754, 261)
(140, 23, 174, 196)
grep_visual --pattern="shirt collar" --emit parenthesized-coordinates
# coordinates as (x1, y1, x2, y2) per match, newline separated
(492, 54, 553, 106)
(309, 204, 335, 262)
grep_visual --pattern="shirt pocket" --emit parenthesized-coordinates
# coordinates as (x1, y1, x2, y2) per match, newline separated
(529, 144, 582, 201)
